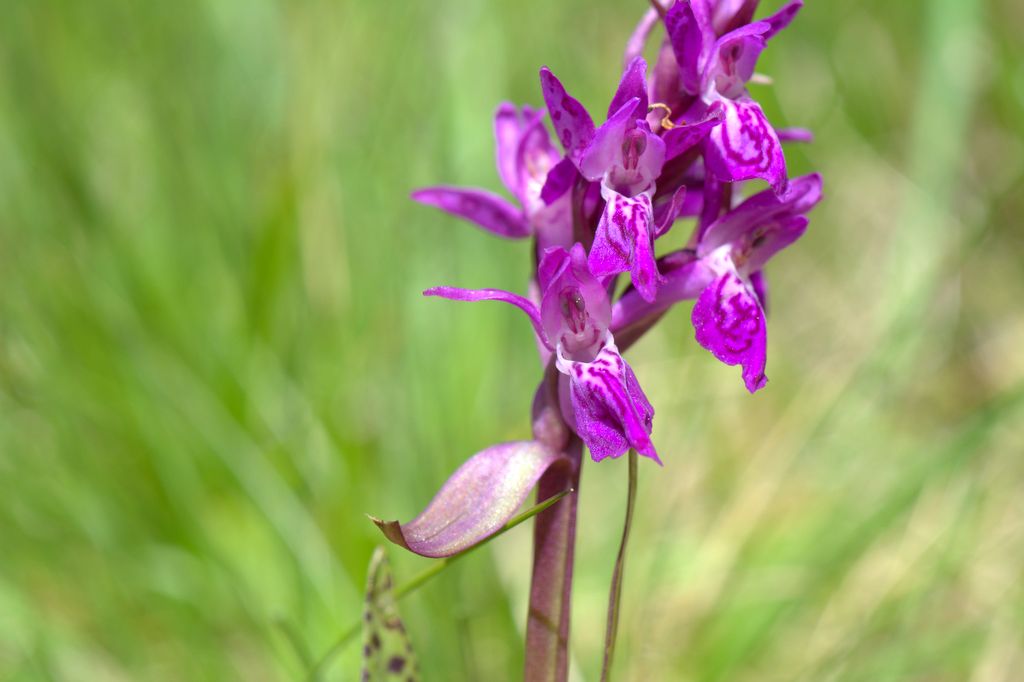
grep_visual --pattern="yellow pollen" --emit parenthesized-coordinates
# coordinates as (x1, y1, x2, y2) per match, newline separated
(648, 102, 679, 130)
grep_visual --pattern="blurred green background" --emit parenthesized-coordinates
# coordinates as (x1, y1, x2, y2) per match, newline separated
(2, 0, 1023, 680)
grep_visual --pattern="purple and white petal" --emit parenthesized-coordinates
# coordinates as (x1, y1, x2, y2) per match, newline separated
(703, 96, 788, 194)
(692, 270, 768, 393)
(371, 441, 567, 557)
(539, 67, 596, 164)
(557, 339, 659, 463)
(412, 186, 530, 239)
(589, 188, 662, 302)
(424, 286, 552, 350)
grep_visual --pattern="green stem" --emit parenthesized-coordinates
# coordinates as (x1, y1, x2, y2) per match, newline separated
(306, 488, 574, 681)
(600, 450, 638, 682)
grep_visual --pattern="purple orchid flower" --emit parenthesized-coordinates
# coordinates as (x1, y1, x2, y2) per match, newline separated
(540, 59, 669, 302)
(663, 0, 804, 194)
(613, 173, 822, 392)
(412, 103, 573, 250)
(373, 6, 822, 678)
(427, 243, 659, 463)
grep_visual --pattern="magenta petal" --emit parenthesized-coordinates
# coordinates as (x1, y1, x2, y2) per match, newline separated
(712, 0, 759, 34)
(539, 67, 596, 164)
(663, 107, 723, 160)
(777, 127, 814, 143)
(540, 157, 579, 205)
(654, 185, 687, 237)
(579, 97, 640, 182)
(607, 57, 649, 121)
(665, 0, 706, 95)
(589, 188, 662, 302)
(424, 286, 552, 350)
(762, 0, 803, 40)
(623, 8, 659, 68)
(411, 186, 529, 239)
(371, 441, 567, 558)
(699, 173, 822, 257)
(706, 22, 769, 99)
(559, 340, 659, 463)
(494, 103, 527, 196)
(749, 269, 769, 312)
(692, 271, 768, 393)
(704, 97, 787, 194)
(536, 245, 612, 359)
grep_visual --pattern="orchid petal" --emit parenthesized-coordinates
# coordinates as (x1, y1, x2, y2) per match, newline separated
(742, 215, 808, 273)
(539, 67, 596, 164)
(662, 106, 723, 160)
(411, 187, 529, 239)
(654, 185, 687, 237)
(699, 173, 822, 256)
(704, 97, 787, 194)
(692, 270, 767, 393)
(589, 188, 661, 302)
(651, 41, 682, 108)
(762, 0, 803, 40)
(494, 103, 528, 196)
(540, 157, 578, 205)
(706, 22, 769, 99)
(777, 127, 814, 143)
(538, 244, 611, 354)
(607, 57, 649, 121)
(514, 113, 560, 215)
(665, 0, 705, 95)
(578, 97, 640, 182)
(712, 0, 760, 34)
(423, 286, 552, 350)
(623, 8, 660, 68)
(558, 339, 659, 463)
(371, 441, 566, 558)
(749, 269, 769, 312)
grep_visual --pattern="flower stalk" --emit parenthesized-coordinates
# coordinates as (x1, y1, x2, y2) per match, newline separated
(600, 449, 638, 682)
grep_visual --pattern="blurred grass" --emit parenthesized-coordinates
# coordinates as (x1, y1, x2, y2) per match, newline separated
(1, 0, 1023, 680)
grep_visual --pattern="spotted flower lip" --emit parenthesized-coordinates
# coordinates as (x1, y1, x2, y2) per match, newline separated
(557, 335, 659, 464)
(612, 173, 822, 392)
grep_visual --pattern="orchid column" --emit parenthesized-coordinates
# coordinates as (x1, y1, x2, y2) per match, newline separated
(373, 2, 821, 680)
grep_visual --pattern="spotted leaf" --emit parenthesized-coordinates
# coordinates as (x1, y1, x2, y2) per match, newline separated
(361, 547, 419, 682)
